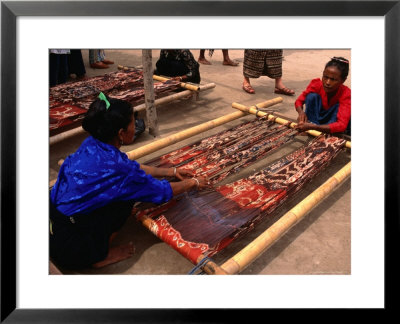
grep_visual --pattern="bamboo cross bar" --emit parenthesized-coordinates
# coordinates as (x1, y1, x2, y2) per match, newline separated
(138, 214, 228, 274)
(152, 75, 201, 92)
(117, 64, 200, 91)
(231, 102, 351, 149)
(126, 97, 283, 160)
(133, 83, 216, 112)
(220, 161, 351, 275)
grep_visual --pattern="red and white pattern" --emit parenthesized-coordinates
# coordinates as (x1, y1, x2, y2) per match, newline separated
(135, 134, 346, 263)
(49, 68, 181, 134)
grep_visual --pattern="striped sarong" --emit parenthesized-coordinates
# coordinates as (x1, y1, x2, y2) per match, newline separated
(243, 49, 283, 79)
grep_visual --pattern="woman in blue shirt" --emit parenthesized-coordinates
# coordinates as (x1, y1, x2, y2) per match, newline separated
(50, 93, 208, 269)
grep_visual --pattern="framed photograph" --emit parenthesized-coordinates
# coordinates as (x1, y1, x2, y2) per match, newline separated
(1, 0, 398, 321)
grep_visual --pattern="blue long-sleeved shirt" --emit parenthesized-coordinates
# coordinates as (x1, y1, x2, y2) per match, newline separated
(51, 136, 173, 216)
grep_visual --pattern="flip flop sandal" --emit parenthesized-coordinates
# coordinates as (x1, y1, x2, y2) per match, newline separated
(243, 84, 255, 94)
(274, 87, 295, 96)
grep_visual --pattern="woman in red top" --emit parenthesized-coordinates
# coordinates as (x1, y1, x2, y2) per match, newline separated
(295, 57, 351, 135)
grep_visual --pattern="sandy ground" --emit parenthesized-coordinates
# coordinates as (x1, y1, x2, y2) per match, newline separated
(50, 49, 351, 275)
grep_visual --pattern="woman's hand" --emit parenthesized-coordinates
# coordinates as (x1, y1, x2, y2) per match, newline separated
(174, 168, 194, 180)
(192, 176, 210, 189)
(171, 76, 184, 82)
(295, 122, 332, 134)
(296, 110, 308, 124)
(295, 122, 313, 132)
(169, 175, 210, 196)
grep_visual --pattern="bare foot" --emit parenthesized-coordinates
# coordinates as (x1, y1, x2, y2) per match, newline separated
(198, 57, 211, 65)
(223, 59, 239, 66)
(92, 242, 135, 268)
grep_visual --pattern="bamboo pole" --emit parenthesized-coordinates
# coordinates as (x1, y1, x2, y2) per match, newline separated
(153, 75, 200, 92)
(142, 50, 159, 136)
(49, 126, 84, 146)
(117, 64, 142, 70)
(134, 83, 216, 112)
(117, 64, 200, 91)
(220, 161, 351, 275)
(231, 102, 351, 149)
(126, 97, 283, 160)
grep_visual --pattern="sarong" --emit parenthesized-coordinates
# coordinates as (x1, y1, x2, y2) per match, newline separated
(243, 49, 283, 79)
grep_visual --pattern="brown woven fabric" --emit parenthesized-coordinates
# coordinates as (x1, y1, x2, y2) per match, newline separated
(243, 49, 283, 79)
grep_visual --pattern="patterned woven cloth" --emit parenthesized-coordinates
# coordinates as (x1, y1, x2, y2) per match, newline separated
(145, 117, 297, 185)
(135, 133, 346, 264)
(49, 68, 181, 134)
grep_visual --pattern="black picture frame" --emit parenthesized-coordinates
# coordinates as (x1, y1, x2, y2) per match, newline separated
(1, 1, 398, 322)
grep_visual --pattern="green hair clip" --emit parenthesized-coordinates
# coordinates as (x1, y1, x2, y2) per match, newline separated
(98, 92, 110, 110)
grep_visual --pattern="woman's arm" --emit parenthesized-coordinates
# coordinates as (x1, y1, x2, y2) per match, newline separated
(140, 164, 194, 179)
(140, 164, 174, 178)
(295, 106, 308, 123)
(169, 176, 209, 196)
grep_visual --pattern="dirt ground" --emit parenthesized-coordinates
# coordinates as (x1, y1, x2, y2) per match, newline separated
(49, 49, 351, 275)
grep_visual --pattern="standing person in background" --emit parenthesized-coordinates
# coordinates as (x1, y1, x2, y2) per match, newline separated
(295, 57, 351, 135)
(49, 49, 70, 87)
(242, 49, 295, 96)
(198, 49, 239, 66)
(89, 49, 115, 69)
(68, 49, 87, 80)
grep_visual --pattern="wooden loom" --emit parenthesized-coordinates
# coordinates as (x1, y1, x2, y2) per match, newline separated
(50, 71, 215, 145)
(126, 98, 351, 275)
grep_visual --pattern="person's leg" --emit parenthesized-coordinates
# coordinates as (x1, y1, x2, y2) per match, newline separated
(92, 242, 135, 268)
(90, 200, 136, 268)
(89, 49, 109, 69)
(274, 77, 295, 96)
(49, 53, 59, 87)
(101, 50, 114, 65)
(263, 49, 294, 96)
(304, 93, 339, 125)
(222, 49, 239, 66)
(68, 50, 86, 79)
(57, 54, 69, 85)
(242, 76, 255, 94)
(242, 49, 264, 94)
(198, 49, 211, 65)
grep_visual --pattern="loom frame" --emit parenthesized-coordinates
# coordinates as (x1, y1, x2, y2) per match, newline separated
(132, 105, 352, 275)
(3, 0, 397, 321)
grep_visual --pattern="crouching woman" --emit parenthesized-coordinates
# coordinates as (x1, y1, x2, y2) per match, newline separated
(50, 93, 208, 270)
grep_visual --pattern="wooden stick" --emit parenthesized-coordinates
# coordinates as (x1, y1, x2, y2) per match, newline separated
(134, 83, 216, 112)
(231, 102, 351, 149)
(126, 97, 283, 160)
(220, 161, 351, 275)
(153, 75, 200, 92)
(50, 126, 84, 146)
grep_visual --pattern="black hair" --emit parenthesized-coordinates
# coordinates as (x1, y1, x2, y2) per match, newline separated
(325, 57, 349, 81)
(82, 94, 134, 143)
